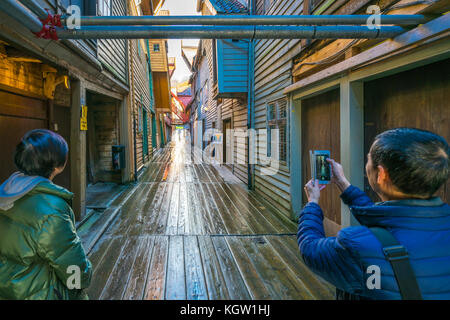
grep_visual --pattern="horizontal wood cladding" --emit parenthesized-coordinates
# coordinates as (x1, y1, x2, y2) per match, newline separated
(97, 0, 128, 84)
(253, 0, 304, 218)
(216, 39, 249, 98)
(232, 99, 248, 185)
(149, 40, 168, 72)
(89, 103, 121, 181)
(130, 39, 151, 111)
(0, 56, 44, 98)
(132, 97, 152, 171)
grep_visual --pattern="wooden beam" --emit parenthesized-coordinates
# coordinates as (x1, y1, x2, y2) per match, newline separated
(339, 78, 364, 227)
(284, 14, 450, 95)
(288, 97, 303, 221)
(70, 80, 87, 221)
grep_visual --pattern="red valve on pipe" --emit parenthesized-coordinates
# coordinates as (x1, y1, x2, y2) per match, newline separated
(33, 9, 62, 40)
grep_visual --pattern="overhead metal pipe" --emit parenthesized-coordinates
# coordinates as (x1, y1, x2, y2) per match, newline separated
(0, 0, 43, 33)
(57, 25, 406, 40)
(64, 14, 427, 26)
(17, 0, 48, 20)
(12, 0, 103, 71)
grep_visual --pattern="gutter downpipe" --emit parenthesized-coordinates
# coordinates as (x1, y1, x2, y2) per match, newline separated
(247, 0, 255, 190)
(16, 0, 103, 71)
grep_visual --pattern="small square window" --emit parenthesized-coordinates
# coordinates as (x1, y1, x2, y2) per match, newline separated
(153, 44, 160, 52)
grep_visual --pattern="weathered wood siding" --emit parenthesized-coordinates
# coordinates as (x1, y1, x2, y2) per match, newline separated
(216, 39, 249, 96)
(232, 99, 248, 185)
(254, 0, 305, 218)
(0, 54, 44, 98)
(148, 40, 168, 72)
(204, 39, 218, 132)
(92, 104, 120, 173)
(97, 0, 128, 84)
(128, 1, 154, 170)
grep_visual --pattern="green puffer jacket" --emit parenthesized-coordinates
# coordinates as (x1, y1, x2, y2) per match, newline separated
(0, 181, 92, 300)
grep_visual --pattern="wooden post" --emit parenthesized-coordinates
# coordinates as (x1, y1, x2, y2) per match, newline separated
(289, 96, 303, 221)
(340, 78, 364, 227)
(70, 80, 87, 221)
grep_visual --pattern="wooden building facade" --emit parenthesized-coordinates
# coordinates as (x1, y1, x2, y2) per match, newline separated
(128, 0, 157, 175)
(147, 13, 172, 149)
(186, 0, 449, 231)
(0, 0, 165, 220)
(283, 0, 450, 236)
(190, 0, 250, 184)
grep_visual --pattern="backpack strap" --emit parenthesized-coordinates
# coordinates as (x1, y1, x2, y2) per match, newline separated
(369, 227, 423, 300)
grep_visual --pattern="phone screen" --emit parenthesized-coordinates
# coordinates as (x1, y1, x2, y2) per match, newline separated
(315, 154, 331, 181)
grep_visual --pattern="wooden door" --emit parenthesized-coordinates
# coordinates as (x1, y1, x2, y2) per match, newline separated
(0, 90, 48, 183)
(302, 89, 341, 227)
(364, 58, 450, 203)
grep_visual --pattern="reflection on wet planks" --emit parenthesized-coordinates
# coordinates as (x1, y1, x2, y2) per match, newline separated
(84, 139, 335, 300)
(87, 235, 334, 300)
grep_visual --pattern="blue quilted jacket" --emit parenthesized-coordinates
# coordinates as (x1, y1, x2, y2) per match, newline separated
(297, 185, 450, 299)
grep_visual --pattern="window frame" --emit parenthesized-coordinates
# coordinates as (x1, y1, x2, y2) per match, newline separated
(266, 97, 289, 166)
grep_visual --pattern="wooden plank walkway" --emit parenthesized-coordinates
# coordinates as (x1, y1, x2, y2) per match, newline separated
(84, 133, 335, 300)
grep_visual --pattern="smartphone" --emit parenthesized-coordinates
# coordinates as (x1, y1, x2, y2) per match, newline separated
(310, 150, 331, 184)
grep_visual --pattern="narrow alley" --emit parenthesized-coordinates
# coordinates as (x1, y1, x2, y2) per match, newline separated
(79, 130, 334, 300)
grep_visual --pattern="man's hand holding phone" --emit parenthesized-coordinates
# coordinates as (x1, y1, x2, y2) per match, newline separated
(326, 158, 351, 192)
(304, 179, 326, 204)
(304, 156, 351, 205)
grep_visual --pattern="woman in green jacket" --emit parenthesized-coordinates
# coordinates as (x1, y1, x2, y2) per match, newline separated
(0, 129, 92, 299)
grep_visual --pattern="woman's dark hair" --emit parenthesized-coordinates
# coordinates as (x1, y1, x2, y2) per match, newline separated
(14, 129, 68, 179)
(370, 127, 450, 197)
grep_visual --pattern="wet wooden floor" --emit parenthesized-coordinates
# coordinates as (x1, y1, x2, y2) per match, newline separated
(84, 134, 334, 300)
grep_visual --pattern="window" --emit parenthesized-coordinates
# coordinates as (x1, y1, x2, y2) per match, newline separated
(153, 44, 160, 52)
(98, 0, 111, 16)
(266, 98, 288, 163)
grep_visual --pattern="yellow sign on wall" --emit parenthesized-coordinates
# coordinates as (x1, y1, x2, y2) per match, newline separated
(80, 105, 88, 131)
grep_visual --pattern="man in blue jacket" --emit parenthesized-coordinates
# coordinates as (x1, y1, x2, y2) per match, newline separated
(298, 128, 450, 299)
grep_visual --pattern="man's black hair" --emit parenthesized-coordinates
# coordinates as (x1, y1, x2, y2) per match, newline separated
(14, 129, 68, 179)
(370, 127, 450, 197)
